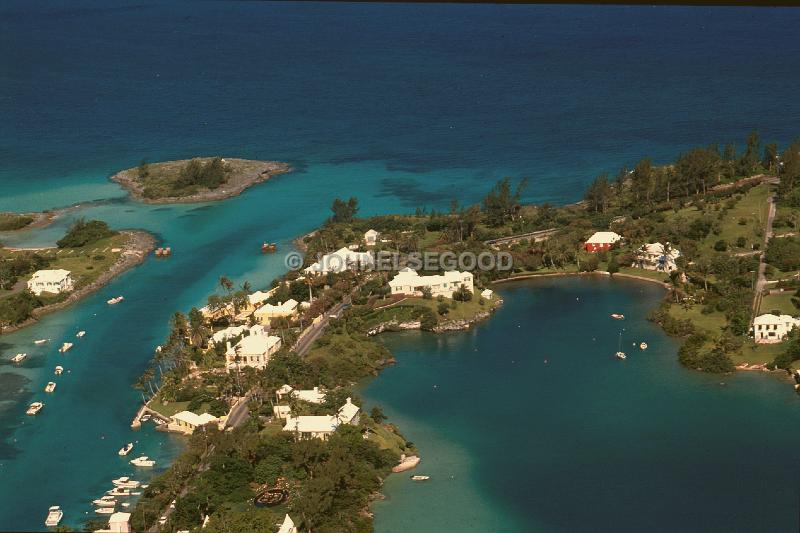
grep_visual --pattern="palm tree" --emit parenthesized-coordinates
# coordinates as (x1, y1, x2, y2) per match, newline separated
(219, 276, 234, 293)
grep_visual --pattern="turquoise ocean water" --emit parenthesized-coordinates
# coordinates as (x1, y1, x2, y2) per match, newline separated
(1, 2, 800, 530)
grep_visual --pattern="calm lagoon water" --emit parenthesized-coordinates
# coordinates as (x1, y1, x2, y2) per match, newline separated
(1, 1, 800, 530)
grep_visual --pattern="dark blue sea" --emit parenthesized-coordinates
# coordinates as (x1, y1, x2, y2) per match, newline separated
(1, 2, 800, 531)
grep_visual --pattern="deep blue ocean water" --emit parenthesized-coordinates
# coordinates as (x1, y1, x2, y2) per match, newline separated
(1, 2, 800, 530)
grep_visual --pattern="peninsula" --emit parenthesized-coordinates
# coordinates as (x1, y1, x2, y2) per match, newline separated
(110, 157, 291, 204)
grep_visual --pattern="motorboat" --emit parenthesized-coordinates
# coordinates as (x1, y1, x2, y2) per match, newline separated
(54, 366, 64, 375)
(106, 487, 138, 497)
(410, 475, 430, 481)
(44, 505, 63, 527)
(112, 477, 140, 489)
(107, 296, 124, 305)
(26, 402, 44, 415)
(121, 502, 130, 508)
(615, 331, 626, 360)
(118, 443, 134, 456)
(34, 339, 48, 345)
(130, 456, 155, 467)
(11, 353, 27, 363)
(610, 313, 625, 320)
(44, 382, 56, 393)
(59, 342, 73, 353)
(140, 414, 151, 422)
(93, 496, 117, 507)
(640, 342, 648, 350)
(95, 507, 115, 515)
(76, 331, 86, 338)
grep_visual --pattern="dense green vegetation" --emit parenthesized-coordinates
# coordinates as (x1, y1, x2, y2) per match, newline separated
(138, 157, 231, 199)
(56, 218, 117, 248)
(0, 212, 34, 231)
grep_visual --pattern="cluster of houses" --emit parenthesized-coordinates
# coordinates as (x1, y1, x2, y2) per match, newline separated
(583, 231, 681, 273)
(272, 384, 361, 440)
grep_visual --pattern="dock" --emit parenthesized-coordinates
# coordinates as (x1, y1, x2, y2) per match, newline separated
(130, 404, 169, 429)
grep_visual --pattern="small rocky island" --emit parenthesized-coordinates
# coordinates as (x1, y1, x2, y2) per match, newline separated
(110, 157, 291, 204)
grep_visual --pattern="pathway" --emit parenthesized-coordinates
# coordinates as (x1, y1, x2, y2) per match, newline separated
(753, 184, 778, 317)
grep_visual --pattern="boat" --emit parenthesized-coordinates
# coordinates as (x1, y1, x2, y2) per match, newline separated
(44, 382, 56, 393)
(106, 487, 137, 497)
(410, 475, 430, 481)
(118, 443, 134, 456)
(640, 342, 648, 350)
(121, 502, 130, 508)
(610, 313, 625, 320)
(615, 331, 626, 360)
(59, 342, 73, 353)
(130, 455, 155, 467)
(95, 507, 115, 515)
(76, 331, 86, 338)
(34, 339, 48, 345)
(54, 366, 64, 375)
(140, 413, 151, 422)
(112, 476, 140, 488)
(11, 353, 27, 363)
(107, 296, 124, 305)
(26, 402, 44, 415)
(93, 496, 117, 507)
(44, 505, 63, 527)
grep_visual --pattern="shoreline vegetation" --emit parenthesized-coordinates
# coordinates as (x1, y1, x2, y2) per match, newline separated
(0, 221, 155, 334)
(110, 157, 291, 204)
(123, 131, 800, 533)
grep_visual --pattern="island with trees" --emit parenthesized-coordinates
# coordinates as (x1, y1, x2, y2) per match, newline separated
(121, 131, 800, 533)
(110, 157, 291, 204)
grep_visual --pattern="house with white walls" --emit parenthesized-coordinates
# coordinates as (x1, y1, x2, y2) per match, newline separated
(388, 268, 473, 298)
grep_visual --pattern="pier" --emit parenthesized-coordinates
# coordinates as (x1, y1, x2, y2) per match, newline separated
(130, 404, 169, 429)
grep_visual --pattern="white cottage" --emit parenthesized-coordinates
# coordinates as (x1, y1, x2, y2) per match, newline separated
(305, 247, 374, 274)
(28, 269, 74, 296)
(364, 229, 379, 246)
(170, 411, 219, 434)
(633, 243, 681, 272)
(752, 314, 800, 344)
(388, 268, 474, 298)
(225, 331, 282, 370)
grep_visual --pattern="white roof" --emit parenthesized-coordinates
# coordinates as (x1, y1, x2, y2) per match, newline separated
(228, 334, 281, 356)
(172, 411, 217, 426)
(389, 269, 472, 288)
(365, 229, 379, 236)
(754, 314, 800, 326)
(481, 289, 493, 298)
(283, 415, 338, 434)
(255, 299, 299, 314)
(248, 290, 273, 305)
(109, 512, 131, 526)
(30, 269, 71, 282)
(276, 384, 294, 395)
(585, 231, 622, 245)
(293, 386, 325, 404)
(643, 242, 680, 258)
(305, 247, 374, 274)
(273, 405, 292, 417)
(211, 325, 247, 344)
(278, 514, 296, 533)
(337, 397, 360, 424)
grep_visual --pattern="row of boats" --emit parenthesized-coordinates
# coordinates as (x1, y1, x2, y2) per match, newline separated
(23, 331, 87, 417)
(92, 477, 148, 515)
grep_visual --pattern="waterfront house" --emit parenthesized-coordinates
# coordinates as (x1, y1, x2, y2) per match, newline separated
(752, 314, 800, 343)
(388, 267, 474, 298)
(254, 299, 299, 324)
(210, 325, 248, 346)
(225, 330, 282, 370)
(283, 414, 339, 440)
(584, 231, 622, 252)
(93, 512, 131, 533)
(170, 411, 219, 434)
(336, 397, 360, 425)
(305, 247, 374, 274)
(632, 242, 681, 272)
(27, 269, 74, 296)
(294, 386, 326, 404)
(364, 229, 379, 246)
(481, 288, 494, 300)
(278, 514, 298, 533)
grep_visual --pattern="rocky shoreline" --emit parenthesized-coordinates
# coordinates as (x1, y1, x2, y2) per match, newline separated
(1, 230, 156, 334)
(366, 306, 499, 336)
(110, 158, 291, 204)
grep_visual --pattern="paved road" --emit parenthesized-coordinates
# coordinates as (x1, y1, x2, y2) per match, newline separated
(293, 298, 349, 357)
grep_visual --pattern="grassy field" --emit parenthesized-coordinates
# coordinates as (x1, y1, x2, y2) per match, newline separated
(400, 296, 497, 321)
(148, 398, 212, 418)
(0, 213, 34, 231)
(666, 303, 727, 335)
(47, 234, 128, 288)
(732, 342, 785, 366)
(617, 266, 671, 283)
(759, 291, 798, 316)
(702, 184, 768, 251)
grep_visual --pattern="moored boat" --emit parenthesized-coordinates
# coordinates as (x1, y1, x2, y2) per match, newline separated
(11, 353, 27, 363)
(93, 496, 116, 507)
(95, 507, 115, 515)
(59, 342, 73, 353)
(76, 331, 86, 338)
(610, 313, 625, 320)
(112, 476, 140, 488)
(106, 487, 138, 497)
(410, 475, 430, 481)
(44, 505, 63, 527)
(54, 366, 64, 375)
(118, 443, 134, 456)
(615, 331, 626, 360)
(27, 402, 44, 415)
(130, 455, 155, 467)
(107, 296, 124, 305)
(44, 382, 56, 393)
(34, 339, 48, 345)
(640, 342, 648, 350)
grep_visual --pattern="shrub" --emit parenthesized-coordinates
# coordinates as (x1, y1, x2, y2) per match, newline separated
(713, 239, 728, 252)
(437, 302, 450, 316)
(57, 218, 116, 248)
(735, 236, 746, 248)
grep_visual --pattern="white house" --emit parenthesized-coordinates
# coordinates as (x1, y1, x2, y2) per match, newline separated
(27, 269, 74, 296)
(210, 325, 248, 346)
(170, 411, 219, 435)
(305, 247, 374, 275)
(225, 331, 282, 370)
(278, 515, 298, 533)
(633, 243, 681, 272)
(254, 299, 299, 324)
(273, 405, 292, 420)
(752, 314, 800, 344)
(336, 397, 360, 425)
(480, 289, 494, 300)
(388, 268, 474, 298)
(584, 231, 623, 252)
(364, 229, 379, 246)
(93, 512, 132, 533)
(294, 386, 326, 404)
(283, 415, 339, 440)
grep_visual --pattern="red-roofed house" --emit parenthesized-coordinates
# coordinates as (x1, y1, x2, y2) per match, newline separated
(584, 231, 622, 252)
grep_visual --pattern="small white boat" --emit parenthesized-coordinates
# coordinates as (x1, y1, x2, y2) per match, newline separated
(610, 313, 625, 320)
(107, 296, 124, 305)
(410, 475, 430, 481)
(34, 339, 48, 345)
(640, 342, 648, 350)
(44, 382, 56, 393)
(93, 496, 117, 507)
(118, 443, 134, 456)
(26, 402, 44, 415)
(11, 353, 27, 363)
(95, 507, 115, 515)
(59, 342, 73, 353)
(121, 502, 130, 508)
(140, 414, 151, 422)
(615, 351, 627, 360)
(112, 476, 140, 488)
(44, 505, 63, 527)
(141, 484, 149, 489)
(54, 366, 64, 375)
(76, 331, 86, 338)
(106, 487, 137, 497)
(130, 455, 155, 467)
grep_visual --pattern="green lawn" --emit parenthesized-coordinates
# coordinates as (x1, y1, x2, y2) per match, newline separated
(401, 296, 498, 322)
(702, 184, 769, 251)
(617, 266, 671, 283)
(47, 233, 128, 288)
(147, 398, 212, 418)
(733, 342, 784, 366)
(759, 292, 798, 316)
(666, 303, 727, 335)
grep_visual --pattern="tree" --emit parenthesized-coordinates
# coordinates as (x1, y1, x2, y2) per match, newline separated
(763, 143, 778, 173)
(607, 254, 620, 275)
(370, 406, 387, 424)
(437, 302, 450, 316)
(739, 130, 761, 175)
(330, 198, 359, 223)
(482, 177, 527, 227)
(584, 173, 612, 213)
(137, 159, 150, 180)
(56, 218, 116, 248)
